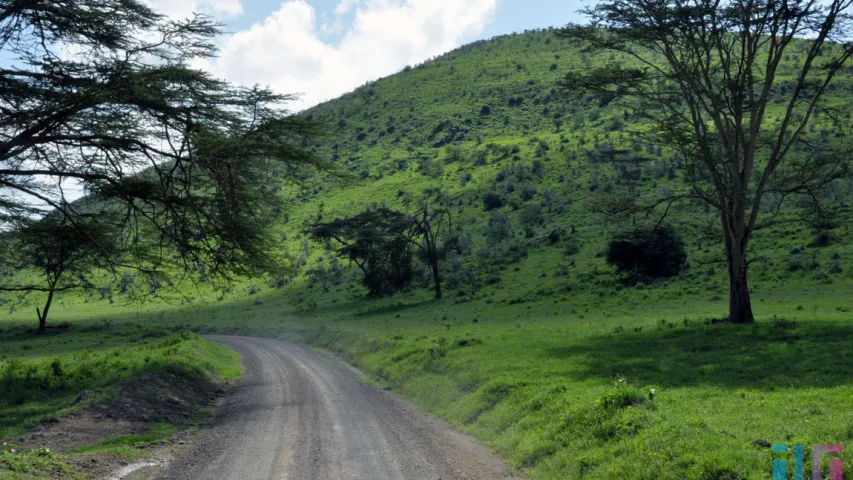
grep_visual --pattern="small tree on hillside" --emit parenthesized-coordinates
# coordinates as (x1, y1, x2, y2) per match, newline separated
(3, 215, 118, 331)
(483, 211, 515, 246)
(309, 208, 413, 297)
(310, 206, 452, 299)
(561, 0, 853, 322)
(410, 206, 452, 299)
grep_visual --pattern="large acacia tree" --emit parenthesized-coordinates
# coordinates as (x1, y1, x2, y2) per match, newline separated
(0, 0, 327, 296)
(560, 0, 853, 323)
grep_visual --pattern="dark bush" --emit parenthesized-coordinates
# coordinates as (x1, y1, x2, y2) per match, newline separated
(363, 237, 413, 297)
(563, 237, 581, 255)
(483, 191, 504, 211)
(606, 225, 686, 280)
(483, 211, 514, 246)
(809, 231, 832, 248)
(480, 105, 491, 116)
(519, 202, 545, 237)
(787, 254, 819, 271)
(520, 183, 537, 201)
(547, 228, 565, 244)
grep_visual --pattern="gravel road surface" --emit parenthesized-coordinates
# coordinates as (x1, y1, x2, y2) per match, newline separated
(157, 335, 523, 480)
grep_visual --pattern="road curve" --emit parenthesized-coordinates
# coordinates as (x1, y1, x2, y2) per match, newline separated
(157, 336, 524, 480)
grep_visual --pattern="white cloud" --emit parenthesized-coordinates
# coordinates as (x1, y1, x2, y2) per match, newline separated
(200, 0, 497, 111)
(334, 0, 359, 15)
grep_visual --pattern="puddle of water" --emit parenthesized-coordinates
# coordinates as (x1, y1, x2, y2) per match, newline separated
(107, 461, 166, 480)
(121, 464, 165, 480)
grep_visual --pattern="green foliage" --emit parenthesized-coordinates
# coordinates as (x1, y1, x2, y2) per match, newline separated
(69, 423, 177, 455)
(0, 0, 328, 295)
(606, 225, 687, 281)
(482, 191, 504, 211)
(594, 375, 648, 412)
(483, 212, 515, 246)
(0, 447, 82, 480)
(309, 208, 417, 297)
(362, 236, 414, 297)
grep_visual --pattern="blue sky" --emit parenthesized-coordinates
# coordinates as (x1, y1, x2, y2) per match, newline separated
(149, 0, 589, 110)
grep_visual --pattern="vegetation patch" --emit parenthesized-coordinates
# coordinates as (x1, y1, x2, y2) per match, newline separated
(0, 327, 240, 479)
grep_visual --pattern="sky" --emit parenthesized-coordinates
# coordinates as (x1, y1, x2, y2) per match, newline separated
(145, 0, 589, 111)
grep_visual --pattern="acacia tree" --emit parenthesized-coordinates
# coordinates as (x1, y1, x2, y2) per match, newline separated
(3, 214, 118, 331)
(309, 208, 414, 297)
(560, 0, 853, 323)
(310, 206, 452, 299)
(410, 206, 451, 299)
(0, 1, 327, 288)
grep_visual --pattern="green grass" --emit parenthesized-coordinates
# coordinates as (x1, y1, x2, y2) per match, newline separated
(68, 423, 177, 457)
(0, 447, 84, 480)
(0, 324, 240, 479)
(3, 277, 848, 479)
(0, 327, 240, 440)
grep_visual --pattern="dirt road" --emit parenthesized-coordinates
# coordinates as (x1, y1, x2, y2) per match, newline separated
(157, 336, 523, 480)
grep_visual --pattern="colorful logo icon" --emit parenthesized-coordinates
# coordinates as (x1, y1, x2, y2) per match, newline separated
(772, 443, 843, 480)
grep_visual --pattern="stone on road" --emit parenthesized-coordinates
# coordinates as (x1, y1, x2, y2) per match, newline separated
(157, 336, 523, 480)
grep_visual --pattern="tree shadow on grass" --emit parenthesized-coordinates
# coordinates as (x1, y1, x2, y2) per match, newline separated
(287, 298, 435, 320)
(351, 299, 435, 317)
(552, 319, 853, 389)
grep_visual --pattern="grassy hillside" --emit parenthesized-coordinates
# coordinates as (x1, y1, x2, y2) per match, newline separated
(3, 27, 853, 479)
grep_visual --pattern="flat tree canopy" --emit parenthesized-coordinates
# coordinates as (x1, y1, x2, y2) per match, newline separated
(309, 206, 452, 298)
(0, 0, 329, 290)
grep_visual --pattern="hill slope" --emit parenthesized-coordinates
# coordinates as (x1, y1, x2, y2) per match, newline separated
(278, 27, 853, 306)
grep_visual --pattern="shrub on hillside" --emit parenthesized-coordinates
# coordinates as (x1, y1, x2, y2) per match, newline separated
(519, 183, 537, 201)
(563, 236, 581, 255)
(519, 202, 546, 237)
(605, 225, 686, 281)
(478, 239, 528, 266)
(787, 254, 819, 272)
(809, 231, 832, 248)
(417, 158, 444, 178)
(483, 191, 504, 211)
(483, 212, 515, 246)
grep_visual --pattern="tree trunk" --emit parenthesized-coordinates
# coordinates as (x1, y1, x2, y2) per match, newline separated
(430, 252, 442, 299)
(37, 287, 55, 332)
(726, 245, 754, 324)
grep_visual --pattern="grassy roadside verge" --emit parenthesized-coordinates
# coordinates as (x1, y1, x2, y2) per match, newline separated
(5, 279, 853, 479)
(0, 325, 241, 479)
(170, 284, 853, 480)
(296, 319, 853, 479)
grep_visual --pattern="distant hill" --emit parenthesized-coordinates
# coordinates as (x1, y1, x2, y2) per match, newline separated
(261, 27, 853, 302)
